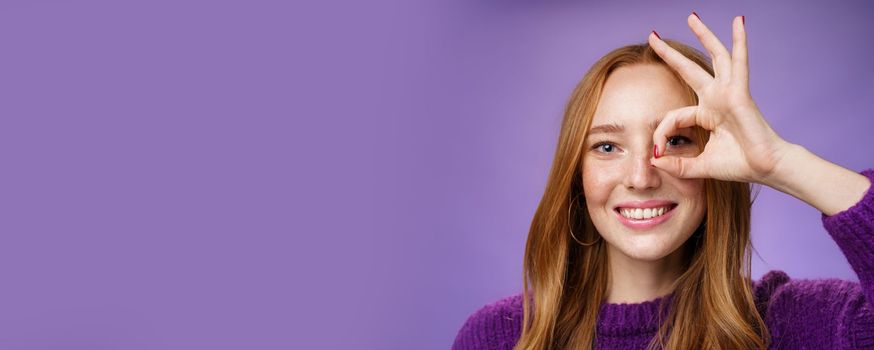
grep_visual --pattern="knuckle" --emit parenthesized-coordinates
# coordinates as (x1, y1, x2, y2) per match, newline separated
(675, 159, 686, 177)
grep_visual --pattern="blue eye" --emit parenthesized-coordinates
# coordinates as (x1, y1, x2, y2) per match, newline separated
(667, 135, 693, 147)
(592, 142, 616, 153)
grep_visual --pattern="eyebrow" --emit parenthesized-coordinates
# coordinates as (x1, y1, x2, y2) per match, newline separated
(588, 117, 664, 136)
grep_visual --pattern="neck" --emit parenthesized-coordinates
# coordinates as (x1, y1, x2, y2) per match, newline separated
(605, 245, 684, 304)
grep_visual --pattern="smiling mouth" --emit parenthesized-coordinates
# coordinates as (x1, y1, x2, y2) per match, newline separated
(614, 203, 678, 220)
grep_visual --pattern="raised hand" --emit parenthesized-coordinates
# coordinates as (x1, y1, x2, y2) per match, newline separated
(648, 14, 791, 185)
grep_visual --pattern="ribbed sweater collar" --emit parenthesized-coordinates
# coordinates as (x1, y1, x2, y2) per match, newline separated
(596, 292, 674, 337)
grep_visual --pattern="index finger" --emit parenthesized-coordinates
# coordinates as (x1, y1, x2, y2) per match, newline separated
(652, 105, 713, 158)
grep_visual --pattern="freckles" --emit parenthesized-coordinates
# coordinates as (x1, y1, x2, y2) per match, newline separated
(582, 160, 623, 201)
(675, 178, 705, 195)
(585, 186, 619, 206)
(583, 169, 609, 184)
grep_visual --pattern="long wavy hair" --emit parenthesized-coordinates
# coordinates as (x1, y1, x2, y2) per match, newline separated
(514, 40, 769, 349)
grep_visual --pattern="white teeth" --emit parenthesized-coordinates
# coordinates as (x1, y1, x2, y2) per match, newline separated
(619, 205, 672, 220)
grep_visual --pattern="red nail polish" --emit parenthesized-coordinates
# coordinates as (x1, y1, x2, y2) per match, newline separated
(651, 30, 661, 40)
(692, 11, 700, 20)
(653, 144, 659, 158)
(741, 15, 745, 25)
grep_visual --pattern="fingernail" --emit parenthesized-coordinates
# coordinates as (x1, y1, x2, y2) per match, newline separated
(692, 11, 700, 20)
(653, 144, 660, 158)
(651, 30, 661, 40)
(741, 15, 745, 25)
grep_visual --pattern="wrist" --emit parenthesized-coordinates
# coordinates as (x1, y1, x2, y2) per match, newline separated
(757, 140, 805, 191)
(757, 143, 870, 215)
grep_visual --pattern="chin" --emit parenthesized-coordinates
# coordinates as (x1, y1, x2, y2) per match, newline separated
(608, 236, 682, 262)
(623, 249, 672, 262)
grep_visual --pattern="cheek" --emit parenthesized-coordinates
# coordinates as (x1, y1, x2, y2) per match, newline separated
(582, 162, 618, 204)
(675, 179, 706, 206)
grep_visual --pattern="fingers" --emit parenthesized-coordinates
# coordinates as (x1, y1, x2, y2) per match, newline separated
(648, 32, 713, 93)
(651, 154, 707, 179)
(651, 106, 716, 179)
(687, 13, 732, 80)
(652, 106, 710, 158)
(731, 15, 748, 86)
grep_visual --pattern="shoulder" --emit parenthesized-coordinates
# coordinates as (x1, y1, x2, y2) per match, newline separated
(753, 270, 874, 348)
(754, 270, 865, 316)
(752, 270, 792, 314)
(755, 270, 864, 310)
(452, 293, 525, 350)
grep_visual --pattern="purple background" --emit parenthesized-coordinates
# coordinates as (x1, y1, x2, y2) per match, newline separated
(2, 0, 873, 349)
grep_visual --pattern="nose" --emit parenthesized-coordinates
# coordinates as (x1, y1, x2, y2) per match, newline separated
(623, 145, 661, 190)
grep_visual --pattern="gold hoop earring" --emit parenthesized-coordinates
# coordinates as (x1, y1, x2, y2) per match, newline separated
(568, 195, 601, 246)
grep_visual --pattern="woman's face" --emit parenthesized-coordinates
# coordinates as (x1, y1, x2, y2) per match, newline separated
(582, 64, 706, 263)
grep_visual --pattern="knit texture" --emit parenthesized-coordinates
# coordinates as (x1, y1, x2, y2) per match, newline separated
(452, 168, 874, 349)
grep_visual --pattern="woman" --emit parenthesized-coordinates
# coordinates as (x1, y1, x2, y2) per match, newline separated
(452, 13, 874, 350)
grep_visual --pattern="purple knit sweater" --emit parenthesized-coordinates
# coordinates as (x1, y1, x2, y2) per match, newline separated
(453, 169, 874, 349)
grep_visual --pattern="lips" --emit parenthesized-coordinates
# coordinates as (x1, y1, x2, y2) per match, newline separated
(615, 204, 677, 219)
(613, 200, 678, 230)
(613, 199, 677, 210)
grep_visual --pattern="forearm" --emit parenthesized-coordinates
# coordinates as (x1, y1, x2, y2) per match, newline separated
(762, 143, 871, 216)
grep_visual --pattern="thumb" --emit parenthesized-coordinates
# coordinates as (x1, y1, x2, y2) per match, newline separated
(650, 155, 705, 179)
